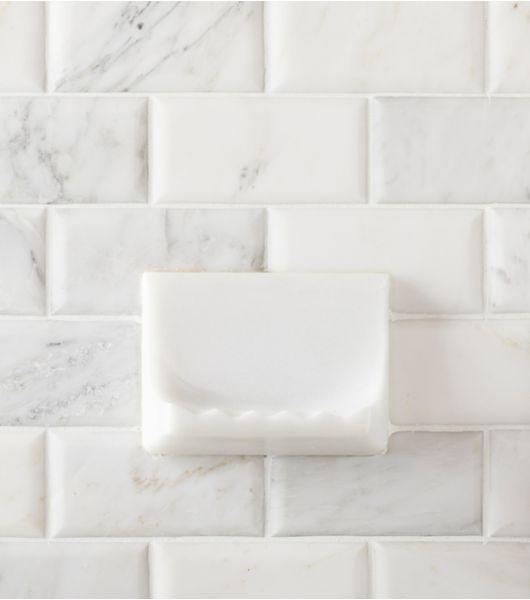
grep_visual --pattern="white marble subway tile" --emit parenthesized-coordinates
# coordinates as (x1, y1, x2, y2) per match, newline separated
(48, 2, 263, 92)
(0, 542, 148, 599)
(0, 430, 44, 537)
(391, 320, 530, 425)
(267, 208, 482, 314)
(0, 98, 147, 204)
(0, 209, 45, 314)
(50, 208, 266, 314)
(374, 542, 530, 599)
(154, 98, 366, 204)
(0, 321, 139, 426)
(151, 540, 368, 599)
(488, 431, 530, 537)
(487, 208, 530, 313)
(0, 2, 44, 91)
(48, 430, 264, 537)
(267, 2, 483, 93)
(269, 432, 482, 536)
(489, 2, 530, 92)
(373, 98, 530, 204)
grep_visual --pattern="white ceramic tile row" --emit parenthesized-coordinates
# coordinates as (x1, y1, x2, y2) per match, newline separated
(3, 206, 530, 316)
(2, 317, 529, 429)
(6, 2, 530, 94)
(0, 539, 530, 599)
(3, 429, 530, 540)
(7, 96, 530, 205)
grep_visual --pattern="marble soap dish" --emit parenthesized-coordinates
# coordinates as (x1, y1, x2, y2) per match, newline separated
(142, 272, 389, 455)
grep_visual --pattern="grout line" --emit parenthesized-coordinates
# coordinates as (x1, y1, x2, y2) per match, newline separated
(3, 313, 530, 323)
(2, 202, 530, 210)
(367, 540, 376, 599)
(44, 208, 52, 316)
(6, 203, 530, 211)
(1, 535, 527, 543)
(43, 2, 51, 94)
(391, 424, 530, 433)
(147, 96, 155, 205)
(7, 91, 530, 99)
(44, 429, 51, 539)
(482, 430, 491, 541)
(263, 455, 272, 537)
(366, 98, 374, 205)
(147, 542, 153, 599)
(262, 1, 269, 94)
(483, 208, 491, 318)
(484, 1, 491, 96)
(263, 207, 270, 272)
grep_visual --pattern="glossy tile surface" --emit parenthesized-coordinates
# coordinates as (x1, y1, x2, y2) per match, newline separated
(0, 431, 44, 536)
(373, 98, 530, 203)
(48, 2, 263, 92)
(267, 2, 483, 92)
(487, 208, 530, 313)
(0, 98, 147, 204)
(0, 2, 44, 91)
(0, 542, 148, 599)
(270, 432, 482, 536)
(50, 208, 265, 314)
(154, 98, 366, 204)
(489, 2, 530, 92)
(151, 541, 368, 599)
(0, 321, 139, 426)
(488, 431, 530, 537)
(0, 208, 45, 314)
(48, 431, 264, 536)
(391, 320, 530, 425)
(374, 542, 530, 599)
(268, 208, 483, 314)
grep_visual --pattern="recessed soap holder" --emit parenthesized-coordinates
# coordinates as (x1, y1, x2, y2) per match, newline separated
(142, 272, 389, 455)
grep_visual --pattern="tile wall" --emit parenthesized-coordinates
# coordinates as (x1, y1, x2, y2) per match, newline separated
(0, 1, 529, 598)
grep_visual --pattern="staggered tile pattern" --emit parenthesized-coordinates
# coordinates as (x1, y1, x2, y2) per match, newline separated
(1, 2, 530, 598)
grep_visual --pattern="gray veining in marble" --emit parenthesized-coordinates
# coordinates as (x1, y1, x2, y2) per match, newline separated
(0, 98, 147, 204)
(48, 2, 263, 92)
(0, 209, 45, 314)
(50, 208, 266, 314)
(0, 321, 139, 426)
(270, 432, 482, 536)
(48, 431, 264, 537)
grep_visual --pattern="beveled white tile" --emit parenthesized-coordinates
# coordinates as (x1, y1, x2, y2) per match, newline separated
(269, 432, 482, 536)
(142, 272, 389, 455)
(0, 209, 45, 314)
(48, 2, 263, 92)
(50, 208, 266, 315)
(0, 2, 44, 91)
(0, 430, 44, 536)
(151, 540, 368, 599)
(489, 2, 530, 92)
(487, 208, 530, 313)
(373, 98, 530, 204)
(374, 542, 530, 599)
(0, 321, 139, 426)
(267, 2, 483, 93)
(0, 98, 147, 204)
(154, 98, 366, 204)
(488, 431, 530, 537)
(268, 208, 482, 314)
(391, 320, 530, 425)
(48, 430, 264, 537)
(0, 542, 148, 599)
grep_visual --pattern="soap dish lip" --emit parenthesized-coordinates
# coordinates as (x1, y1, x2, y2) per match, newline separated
(141, 270, 390, 455)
